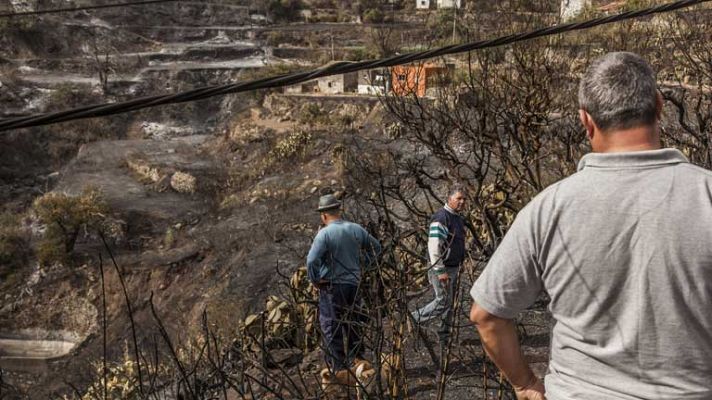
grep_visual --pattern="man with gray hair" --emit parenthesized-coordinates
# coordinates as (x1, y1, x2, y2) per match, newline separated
(470, 51, 712, 399)
(412, 186, 466, 357)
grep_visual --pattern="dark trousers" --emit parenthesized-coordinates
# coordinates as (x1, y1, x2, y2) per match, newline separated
(318, 283, 364, 370)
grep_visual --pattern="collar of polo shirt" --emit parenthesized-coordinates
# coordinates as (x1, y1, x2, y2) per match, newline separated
(577, 148, 689, 171)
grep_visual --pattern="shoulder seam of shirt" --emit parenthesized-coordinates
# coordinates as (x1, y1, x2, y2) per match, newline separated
(678, 162, 712, 178)
(431, 210, 448, 222)
(519, 175, 572, 211)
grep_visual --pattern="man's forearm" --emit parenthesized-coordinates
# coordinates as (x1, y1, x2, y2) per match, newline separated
(306, 256, 323, 283)
(428, 243, 445, 273)
(428, 223, 447, 272)
(471, 306, 538, 389)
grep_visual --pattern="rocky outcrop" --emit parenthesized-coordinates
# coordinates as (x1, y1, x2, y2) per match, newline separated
(560, 0, 592, 21)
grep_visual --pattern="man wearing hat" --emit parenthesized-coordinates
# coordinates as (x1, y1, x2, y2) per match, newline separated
(307, 194, 381, 376)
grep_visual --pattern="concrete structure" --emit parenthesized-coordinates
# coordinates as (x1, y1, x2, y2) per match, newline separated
(249, 13, 268, 23)
(391, 63, 452, 97)
(285, 80, 319, 94)
(437, 0, 462, 8)
(317, 72, 358, 94)
(358, 70, 390, 95)
(416, 0, 431, 9)
(0, 330, 80, 373)
(417, 0, 462, 9)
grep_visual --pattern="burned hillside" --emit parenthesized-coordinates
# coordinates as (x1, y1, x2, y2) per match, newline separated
(0, 0, 711, 399)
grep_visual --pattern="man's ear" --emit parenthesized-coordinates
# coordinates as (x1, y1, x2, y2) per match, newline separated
(579, 109, 595, 140)
(655, 91, 664, 120)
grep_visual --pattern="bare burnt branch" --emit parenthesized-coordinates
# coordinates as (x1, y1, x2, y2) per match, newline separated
(57, 8, 712, 400)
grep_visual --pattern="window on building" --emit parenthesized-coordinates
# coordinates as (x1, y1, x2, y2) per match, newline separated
(397, 74, 407, 82)
(328, 82, 333, 88)
(426, 72, 443, 87)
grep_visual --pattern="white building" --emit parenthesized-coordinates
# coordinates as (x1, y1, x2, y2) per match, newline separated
(358, 70, 390, 95)
(284, 80, 318, 94)
(317, 72, 359, 94)
(560, 0, 591, 21)
(437, 0, 462, 8)
(416, 0, 431, 9)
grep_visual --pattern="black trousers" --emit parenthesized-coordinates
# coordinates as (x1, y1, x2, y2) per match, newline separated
(318, 283, 364, 370)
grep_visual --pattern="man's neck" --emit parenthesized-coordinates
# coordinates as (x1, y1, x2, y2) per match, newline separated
(324, 216, 342, 225)
(444, 204, 458, 214)
(593, 125, 661, 153)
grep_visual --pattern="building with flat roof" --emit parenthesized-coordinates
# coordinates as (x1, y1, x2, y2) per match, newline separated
(358, 70, 390, 95)
(416, 0, 431, 9)
(416, 0, 462, 9)
(317, 72, 359, 94)
(437, 0, 462, 8)
(284, 80, 319, 94)
(391, 63, 453, 97)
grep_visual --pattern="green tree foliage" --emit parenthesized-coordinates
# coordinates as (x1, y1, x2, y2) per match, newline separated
(363, 8, 385, 23)
(427, 8, 456, 41)
(267, 0, 304, 22)
(297, 103, 329, 125)
(354, 0, 392, 23)
(33, 187, 110, 266)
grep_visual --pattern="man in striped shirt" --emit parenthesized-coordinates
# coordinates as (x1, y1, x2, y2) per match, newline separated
(412, 186, 466, 349)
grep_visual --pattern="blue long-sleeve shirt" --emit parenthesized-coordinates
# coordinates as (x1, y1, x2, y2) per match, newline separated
(306, 220, 381, 286)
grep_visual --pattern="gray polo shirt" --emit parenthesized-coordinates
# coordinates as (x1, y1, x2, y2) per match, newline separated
(471, 148, 712, 400)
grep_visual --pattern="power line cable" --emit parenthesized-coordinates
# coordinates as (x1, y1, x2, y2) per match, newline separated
(1, 0, 709, 132)
(0, 0, 182, 18)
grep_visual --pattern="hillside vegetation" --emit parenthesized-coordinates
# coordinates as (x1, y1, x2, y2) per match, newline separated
(0, 0, 710, 399)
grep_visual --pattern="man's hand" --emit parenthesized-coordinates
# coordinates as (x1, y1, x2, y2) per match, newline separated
(514, 377, 546, 400)
(470, 304, 545, 400)
(437, 272, 449, 282)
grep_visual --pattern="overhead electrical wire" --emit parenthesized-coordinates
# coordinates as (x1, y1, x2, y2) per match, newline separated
(0, 0, 709, 132)
(0, 0, 184, 18)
